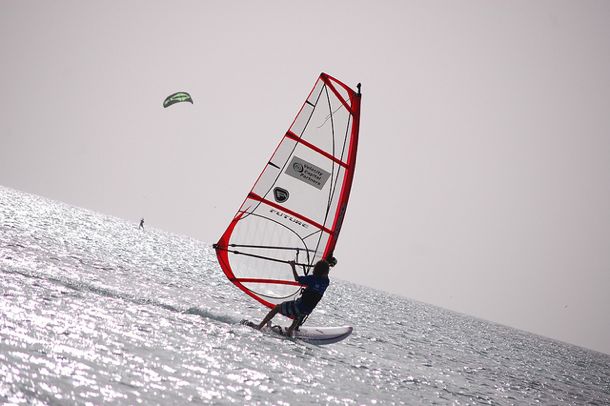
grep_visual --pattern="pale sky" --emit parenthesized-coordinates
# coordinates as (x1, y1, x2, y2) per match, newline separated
(1, 1, 609, 355)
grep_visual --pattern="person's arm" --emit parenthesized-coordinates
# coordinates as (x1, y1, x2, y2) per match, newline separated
(288, 260, 299, 281)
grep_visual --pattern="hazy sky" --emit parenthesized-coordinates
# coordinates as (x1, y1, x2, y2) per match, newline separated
(2, 1, 609, 354)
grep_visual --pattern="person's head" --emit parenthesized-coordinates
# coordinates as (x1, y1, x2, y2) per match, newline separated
(312, 260, 330, 277)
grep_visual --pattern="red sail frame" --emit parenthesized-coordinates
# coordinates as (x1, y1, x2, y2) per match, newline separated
(215, 73, 361, 310)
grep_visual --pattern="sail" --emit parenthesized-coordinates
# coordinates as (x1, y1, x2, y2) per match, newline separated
(214, 73, 361, 309)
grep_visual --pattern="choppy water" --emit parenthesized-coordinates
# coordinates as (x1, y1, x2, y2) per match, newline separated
(1, 185, 609, 405)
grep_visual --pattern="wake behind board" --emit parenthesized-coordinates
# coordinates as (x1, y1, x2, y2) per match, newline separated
(241, 320, 353, 345)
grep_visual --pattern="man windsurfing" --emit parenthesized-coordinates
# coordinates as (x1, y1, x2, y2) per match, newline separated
(251, 256, 336, 337)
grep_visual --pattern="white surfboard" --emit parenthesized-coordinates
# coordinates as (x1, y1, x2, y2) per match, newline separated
(242, 320, 353, 345)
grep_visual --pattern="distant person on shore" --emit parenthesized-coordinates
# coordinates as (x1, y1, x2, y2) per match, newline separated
(139, 218, 145, 230)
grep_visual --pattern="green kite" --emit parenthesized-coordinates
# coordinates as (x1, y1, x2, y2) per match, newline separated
(163, 92, 193, 108)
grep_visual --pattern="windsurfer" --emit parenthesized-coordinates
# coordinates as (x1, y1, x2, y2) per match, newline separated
(255, 259, 332, 336)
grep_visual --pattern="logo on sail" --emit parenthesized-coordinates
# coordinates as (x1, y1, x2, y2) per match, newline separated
(285, 156, 330, 190)
(273, 187, 290, 203)
(269, 208, 309, 228)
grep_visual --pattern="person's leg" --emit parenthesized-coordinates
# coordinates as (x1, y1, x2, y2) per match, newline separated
(257, 305, 280, 329)
(286, 317, 300, 337)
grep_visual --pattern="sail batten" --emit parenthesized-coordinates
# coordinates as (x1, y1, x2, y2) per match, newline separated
(247, 192, 333, 234)
(285, 131, 349, 168)
(215, 73, 361, 309)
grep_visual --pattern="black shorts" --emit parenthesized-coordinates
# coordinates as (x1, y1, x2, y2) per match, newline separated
(279, 300, 307, 321)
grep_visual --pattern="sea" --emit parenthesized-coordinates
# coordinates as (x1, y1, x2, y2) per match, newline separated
(1, 185, 609, 405)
